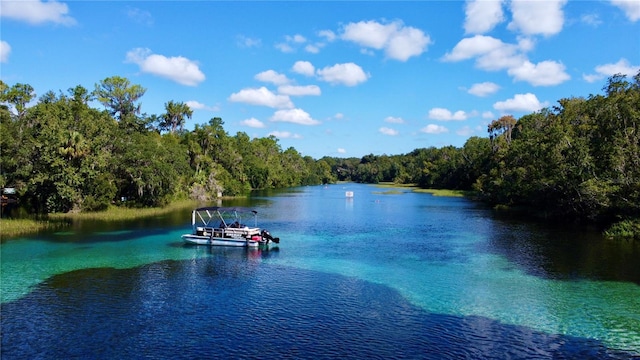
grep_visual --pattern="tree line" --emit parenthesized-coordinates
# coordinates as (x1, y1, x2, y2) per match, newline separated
(320, 72, 640, 237)
(0, 76, 334, 214)
(1, 73, 638, 237)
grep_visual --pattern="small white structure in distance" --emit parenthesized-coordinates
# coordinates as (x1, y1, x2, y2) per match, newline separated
(345, 191, 354, 198)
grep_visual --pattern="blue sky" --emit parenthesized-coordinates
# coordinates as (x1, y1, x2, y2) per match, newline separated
(1, 1, 639, 159)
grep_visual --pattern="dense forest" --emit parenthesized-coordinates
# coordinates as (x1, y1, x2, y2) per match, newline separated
(1, 73, 639, 238)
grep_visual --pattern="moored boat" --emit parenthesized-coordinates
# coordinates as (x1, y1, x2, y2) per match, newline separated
(181, 206, 279, 247)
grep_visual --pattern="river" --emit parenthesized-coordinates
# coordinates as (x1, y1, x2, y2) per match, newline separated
(1, 183, 639, 359)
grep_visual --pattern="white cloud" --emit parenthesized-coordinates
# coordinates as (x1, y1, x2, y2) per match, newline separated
(610, 0, 640, 21)
(255, 70, 290, 85)
(443, 35, 525, 71)
(241, 117, 266, 128)
(278, 84, 321, 96)
(292, 61, 315, 77)
(269, 131, 302, 139)
(317, 62, 370, 86)
(287, 34, 307, 43)
(270, 108, 321, 125)
(468, 82, 500, 97)
(0, 41, 11, 63)
(125, 48, 205, 86)
(508, 0, 567, 36)
(384, 116, 405, 124)
(340, 20, 432, 61)
(186, 100, 218, 112)
(583, 58, 640, 83)
(508, 60, 570, 86)
(0, 0, 76, 26)
(379, 127, 399, 136)
(420, 124, 449, 134)
(228, 87, 294, 109)
(318, 30, 337, 42)
(464, 0, 505, 34)
(305, 44, 321, 54)
(428, 108, 468, 121)
(275, 43, 294, 53)
(443, 35, 569, 86)
(337, 148, 347, 154)
(493, 93, 547, 112)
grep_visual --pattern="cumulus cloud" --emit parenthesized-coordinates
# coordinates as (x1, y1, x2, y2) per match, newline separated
(0, 0, 76, 26)
(508, 60, 570, 86)
(269, 131, 302, 139)
(428, 108, 469, 121)
(186, 100, 218, 112)
(275, 34, 307, 53)
(508, 0, 567, 36)
(278, 84, 321, 96)
(292, 61, 316, 77)
(240, 117, 266, 128)
(125, 48, 205, 86)
(317, 62, 370, 86)
(318, 30, 337, 42)
(379, 127, 399, 136)
(583, 58, 640, 83)
(337, 148, 347, 154)
(384, 116, 405, 124)
(610, 0, 640, 21)
(468, 82, 500, 97)
(229, 87, 294, 109)
(270, 108, 321, 125)
(255, 70, 290, 85)
(464, 0, 505, 34)
(442, 35, 524, 71)
(443, 35, 570, 86)
(493, 93, 547, 112)
(420, 124, 449, 134)
(0, 41, 11, 63)
(340, 20, 432, 61)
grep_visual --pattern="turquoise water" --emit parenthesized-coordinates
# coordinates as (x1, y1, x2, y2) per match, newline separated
(2, 184, 639, 357)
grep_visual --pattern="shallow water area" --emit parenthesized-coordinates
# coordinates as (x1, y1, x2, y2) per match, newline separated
(2, 184, 639, 359)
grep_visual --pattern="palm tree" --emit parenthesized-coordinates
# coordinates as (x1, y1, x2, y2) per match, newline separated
(161, 100, 193, 134)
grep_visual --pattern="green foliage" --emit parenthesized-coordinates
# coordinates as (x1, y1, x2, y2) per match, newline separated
(3, 72, 638, 242)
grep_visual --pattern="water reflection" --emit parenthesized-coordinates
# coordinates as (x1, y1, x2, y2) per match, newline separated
(486, 217, 640, 284)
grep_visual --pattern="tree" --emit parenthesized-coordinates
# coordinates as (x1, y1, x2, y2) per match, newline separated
(1, 82, 36, 119)
(159, 100, 193, 134)
(93, 76, 146, 121)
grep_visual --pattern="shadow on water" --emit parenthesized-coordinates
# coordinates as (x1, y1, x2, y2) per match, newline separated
(484, 214, 640, 285)
(1, 255, 636, 360)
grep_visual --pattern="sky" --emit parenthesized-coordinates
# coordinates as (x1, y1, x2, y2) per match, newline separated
(1, 1, 639, 159)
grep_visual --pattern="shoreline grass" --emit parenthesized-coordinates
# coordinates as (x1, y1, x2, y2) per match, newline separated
(48, 199, 198, 222)
(1, 200, 198, 239)
(0, 218, 63, 239)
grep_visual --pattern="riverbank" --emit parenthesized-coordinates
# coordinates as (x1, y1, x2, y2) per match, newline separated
(1, 200, 198, 240)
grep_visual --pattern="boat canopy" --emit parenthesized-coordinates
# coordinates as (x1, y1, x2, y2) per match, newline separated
(194, 206, 257, 215)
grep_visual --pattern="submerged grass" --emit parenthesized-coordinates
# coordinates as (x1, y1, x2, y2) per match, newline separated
(413, 188, 473, 197)
(373, 183, 472, 197)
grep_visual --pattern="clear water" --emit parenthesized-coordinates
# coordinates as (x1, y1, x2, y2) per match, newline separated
(2, 184, 639, 359)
